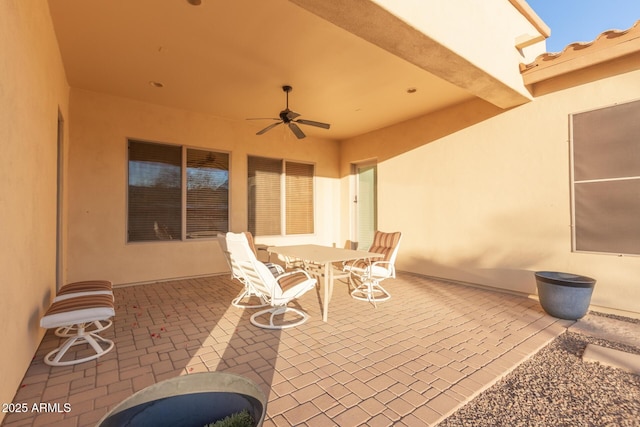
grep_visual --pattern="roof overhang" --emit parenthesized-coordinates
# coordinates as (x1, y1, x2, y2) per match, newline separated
(520, 20, 640, 92)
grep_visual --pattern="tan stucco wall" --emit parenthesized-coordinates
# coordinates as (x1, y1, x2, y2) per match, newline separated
(0, 0, 70, 421)
(66, 89, 341, 285)
(340, 69, 640, 315)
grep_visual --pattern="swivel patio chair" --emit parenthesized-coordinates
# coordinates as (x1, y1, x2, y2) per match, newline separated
(225, 232, 317, 329)
(243, 231, 284, 277)
(218, 232, 285, 308)
(54, 280, 114, 337)
(344, 230, 402, 306)
(217, 233, 268, 309)
(40, 293, 115, 366)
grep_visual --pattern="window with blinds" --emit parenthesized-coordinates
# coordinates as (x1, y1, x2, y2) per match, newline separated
(286, 162, 314, 234)
(248, 156, 314, 236)
(127, 140, 229, 242)
(248, 156, 282, 236)
(186, 149, 229, 239)
(128, 141, 181, 241)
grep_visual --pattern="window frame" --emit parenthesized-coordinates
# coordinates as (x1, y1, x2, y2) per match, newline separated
(126, 139, 230, 243)
(247, 155, 316, 237)
(569, 98, 640, 256)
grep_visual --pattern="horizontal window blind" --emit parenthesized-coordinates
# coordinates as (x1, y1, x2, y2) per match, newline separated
(248, 156, 282, 236)
(186, 149, 229, 239)
(247, 156, 314, 236)
(128, 140, 181, 241)
(128, 140, 229, 242)
(286, 162, 314, 234)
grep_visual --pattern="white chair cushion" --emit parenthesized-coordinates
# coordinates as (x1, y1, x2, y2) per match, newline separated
(41, 294, 115, 329)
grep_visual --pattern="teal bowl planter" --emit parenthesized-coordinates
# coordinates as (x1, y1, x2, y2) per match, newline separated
(98, 372, 267, 427)
(535, 271, 596, 320)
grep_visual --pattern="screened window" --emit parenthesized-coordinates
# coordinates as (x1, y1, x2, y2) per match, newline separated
(128, 140, 229, 242)
(570, 99, 640, 255)
(248, 156, 314, 236)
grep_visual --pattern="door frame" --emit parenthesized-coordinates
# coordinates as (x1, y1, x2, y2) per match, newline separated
(56, 109, 65, 291)
(350, 160, 377, 250)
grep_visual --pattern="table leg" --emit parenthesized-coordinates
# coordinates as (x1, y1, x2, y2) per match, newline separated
(323, 262, 332, 322)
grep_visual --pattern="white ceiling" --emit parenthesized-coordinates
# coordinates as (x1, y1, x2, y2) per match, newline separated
(48, 0, 474, 140)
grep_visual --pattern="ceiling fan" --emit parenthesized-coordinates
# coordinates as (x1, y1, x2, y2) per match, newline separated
(248, 85, 330, 139)
(189, 152, 216, 168)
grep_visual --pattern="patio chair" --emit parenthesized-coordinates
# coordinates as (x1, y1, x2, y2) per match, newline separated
(224, 232, 317, 329)
(344, 230, 402, 306)
(40, 293, 115, 366)
(243, 231, 284, 277)
(54, 280, 114, 337)
(217, 232, 284, 308)
(153, 221, 173, 240)
(217, 233, 267, 308)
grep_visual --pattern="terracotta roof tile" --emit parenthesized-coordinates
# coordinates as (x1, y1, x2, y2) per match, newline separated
(520, 19, 640, 82)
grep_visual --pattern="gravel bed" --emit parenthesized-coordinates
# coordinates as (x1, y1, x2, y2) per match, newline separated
(591, 310, 640, 325)
(439, 330, 640, 426)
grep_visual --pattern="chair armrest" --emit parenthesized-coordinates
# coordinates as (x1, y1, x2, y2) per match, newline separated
(369, 260, 395, 278)
(345, 259, 395, 280)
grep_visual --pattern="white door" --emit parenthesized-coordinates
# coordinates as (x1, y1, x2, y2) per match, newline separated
(352, 163, 377, 250)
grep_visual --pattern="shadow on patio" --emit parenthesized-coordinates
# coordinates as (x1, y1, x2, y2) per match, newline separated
(2, 273, 568, 427)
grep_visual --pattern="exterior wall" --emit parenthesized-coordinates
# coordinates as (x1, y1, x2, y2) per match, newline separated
(340, 69, 640, 316)
(0, 1, 70, 421)
(66, 89, 341, 285)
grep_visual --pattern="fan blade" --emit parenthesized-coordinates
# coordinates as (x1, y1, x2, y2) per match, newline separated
(246, 117, 280, 121)
(296, 119, 331, 129)
(289, 122, 306, 139)
(256, 121, 283, 135)
(285, 110, 300, 120)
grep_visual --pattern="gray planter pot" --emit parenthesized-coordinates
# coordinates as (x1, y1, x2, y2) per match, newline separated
(534, 271, 596, 320)
(98, 372, 267, 427)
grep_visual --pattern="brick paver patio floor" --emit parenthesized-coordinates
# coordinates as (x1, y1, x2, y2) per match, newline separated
(2, 272, 568, 426)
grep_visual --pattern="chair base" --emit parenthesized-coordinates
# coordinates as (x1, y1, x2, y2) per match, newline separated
(55, 319, 113, 337)
(44, 330, 114, 366)
(232, 289, 269, 309)
(350, 280, 391, 307)
(250, 306, 309, 329)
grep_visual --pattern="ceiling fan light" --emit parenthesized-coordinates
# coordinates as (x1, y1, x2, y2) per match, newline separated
(187, 0, 202, 5)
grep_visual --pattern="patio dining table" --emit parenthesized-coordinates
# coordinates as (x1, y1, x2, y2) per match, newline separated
(267, 244, 383, 322)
